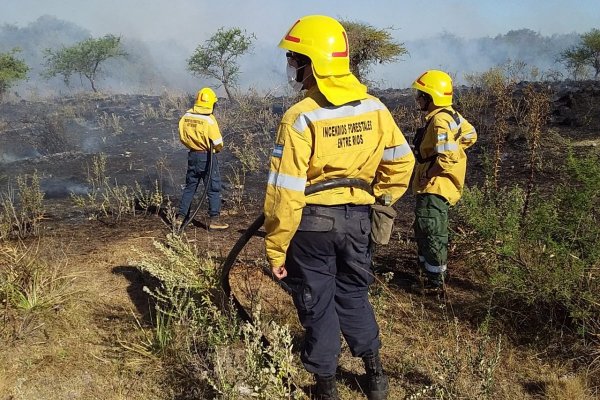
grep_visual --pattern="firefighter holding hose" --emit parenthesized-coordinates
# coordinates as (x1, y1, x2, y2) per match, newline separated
(176, 87, 229, 231)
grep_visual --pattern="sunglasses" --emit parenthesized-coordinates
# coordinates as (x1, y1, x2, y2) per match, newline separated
(286, 51, 300, 67)
(286, 51, 311, 69)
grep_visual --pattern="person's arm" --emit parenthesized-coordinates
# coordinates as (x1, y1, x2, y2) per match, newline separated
(208, 115, 223, 152)
(263, 121, 311, 271)
(459, 115, 477, 149)
(178, 116, 190, 148)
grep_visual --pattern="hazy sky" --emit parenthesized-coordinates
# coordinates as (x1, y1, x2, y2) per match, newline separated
(3, 0, 598, 43)
(2, 0, 599, 91)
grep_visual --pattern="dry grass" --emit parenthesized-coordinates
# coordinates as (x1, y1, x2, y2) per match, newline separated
(0, 203, 597, 399)
(216, 90, 283, 215)
(1, 220, 171, 399)
(0, 171, 45, 240)
(98, 111, 125, 135)
(71, 153, 168, 222)
(391, 104, 423, 139)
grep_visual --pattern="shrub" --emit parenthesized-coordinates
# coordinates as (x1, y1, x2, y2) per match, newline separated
(0, 242, 78, 341)
(132, 233, 303, 398)
(133, 233, 241, 350)
(71, 153, 165, 222)
(0, 171, 45, 239)
(97, 111, 124, 135)
(455, 150, 600, 340)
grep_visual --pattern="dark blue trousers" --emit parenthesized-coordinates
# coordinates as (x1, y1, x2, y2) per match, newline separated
(284, 205, 381, 376)
(178, 151, 222, 218)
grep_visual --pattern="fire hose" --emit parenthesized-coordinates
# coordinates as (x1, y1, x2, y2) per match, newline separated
(178, 142, 214, 234)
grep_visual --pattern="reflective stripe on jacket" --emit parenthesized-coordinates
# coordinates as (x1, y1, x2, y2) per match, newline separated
(412, 106, 477, 205)
(264, 87, 415, 267)
(178, 108, 223, 152)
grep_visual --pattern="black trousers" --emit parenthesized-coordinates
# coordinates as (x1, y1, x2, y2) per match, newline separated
(284, 204, 381, 375)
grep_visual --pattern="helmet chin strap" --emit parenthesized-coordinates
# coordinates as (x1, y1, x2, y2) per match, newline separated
(295, 63, 308, 83)
(294, 64, 315, 90)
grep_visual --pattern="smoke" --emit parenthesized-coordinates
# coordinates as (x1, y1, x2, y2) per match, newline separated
(42, 179, 90, 199)
(0, 14, 585, 97)
(0, 150, 42, 164)
(372, 30, 581, 89)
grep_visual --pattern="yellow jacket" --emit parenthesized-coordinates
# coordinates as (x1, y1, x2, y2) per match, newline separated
(412, 107, 477, 205)
(264, 87, 415, 267)
(178, 107, 223, 152)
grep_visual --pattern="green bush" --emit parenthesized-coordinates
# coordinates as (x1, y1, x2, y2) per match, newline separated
(0, 48, 29, 101)
(455, 151, 600, 338)
(134, 234, 237, 347)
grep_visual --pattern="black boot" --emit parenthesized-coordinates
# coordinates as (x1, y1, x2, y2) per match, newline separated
(363, 354, 389, 400)
(424, 270, 449, 290)
(314, 374, 338, 400)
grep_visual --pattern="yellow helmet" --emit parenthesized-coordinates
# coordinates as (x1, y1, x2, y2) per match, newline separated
(411, 70, 453, 106)
(279, 15, 350, 76)
(194, 87, 218, 112)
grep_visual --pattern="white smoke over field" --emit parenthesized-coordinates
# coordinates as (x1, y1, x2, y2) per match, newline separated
(0, 14, 586, 97)
(374, 29, 581, 89)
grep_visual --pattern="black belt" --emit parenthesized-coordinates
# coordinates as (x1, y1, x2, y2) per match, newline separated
(304, 204, 370, 213)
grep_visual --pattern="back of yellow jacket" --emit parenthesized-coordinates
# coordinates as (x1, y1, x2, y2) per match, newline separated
(264, 87, 415, 268)
(412, 107, 477, 205)
(178, 107, 223, 152)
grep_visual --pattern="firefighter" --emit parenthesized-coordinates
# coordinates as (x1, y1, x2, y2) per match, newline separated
(264, 15, 415, 400)
(176, 87, 229, 230)
(411, 70, 477, 290)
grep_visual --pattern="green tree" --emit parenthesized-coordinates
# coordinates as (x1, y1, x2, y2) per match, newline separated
(187, 27, 255, 101)
(340, 20, 407, 82)
(43, 34, 127, 92)
(560, 28, 600, 79)
(0, 48, 29, 101)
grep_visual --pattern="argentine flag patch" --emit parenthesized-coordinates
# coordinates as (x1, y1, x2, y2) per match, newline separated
(272, 144, 284, 158)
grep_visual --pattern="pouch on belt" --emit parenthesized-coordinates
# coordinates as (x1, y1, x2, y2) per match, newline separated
(370, 204, 396, 245)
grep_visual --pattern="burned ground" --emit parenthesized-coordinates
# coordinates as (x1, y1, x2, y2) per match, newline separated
(1, 82, 599, 399)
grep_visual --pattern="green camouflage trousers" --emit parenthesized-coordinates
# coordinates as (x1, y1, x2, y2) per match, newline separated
(413, 193, 449, 274)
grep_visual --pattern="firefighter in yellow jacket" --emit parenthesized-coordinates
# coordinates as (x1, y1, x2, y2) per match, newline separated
(264, 15, 414, 400)
(411, 70, 477, 289)
(177, 87, 228, 230)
